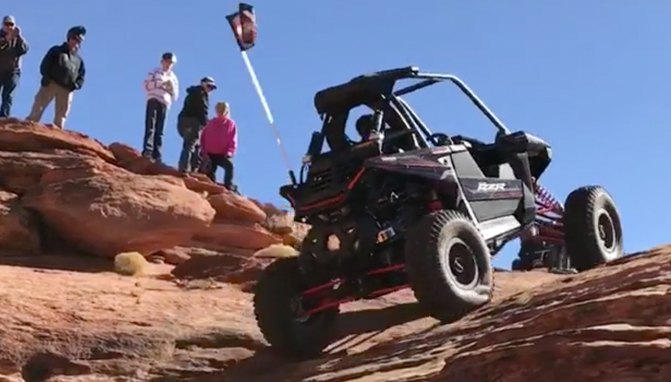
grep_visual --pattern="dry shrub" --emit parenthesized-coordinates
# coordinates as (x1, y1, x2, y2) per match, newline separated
(253, 244, 298, 259)
(114, 252, 148, 276)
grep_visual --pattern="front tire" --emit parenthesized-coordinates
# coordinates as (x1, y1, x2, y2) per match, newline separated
(253, 257, 338, 359)
(563, 186, 624, 271)
(404, 210, 494, 323)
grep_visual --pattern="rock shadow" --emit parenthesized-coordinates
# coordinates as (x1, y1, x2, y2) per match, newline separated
(0, 253, 114, 273)
(212, 301, 429, 382)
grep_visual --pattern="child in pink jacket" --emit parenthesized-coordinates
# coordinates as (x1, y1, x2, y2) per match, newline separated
(199, 101, 237, 189)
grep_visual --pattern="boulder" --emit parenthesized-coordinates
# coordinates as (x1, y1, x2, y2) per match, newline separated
(108, 142, 228, 196)
(207, 192, 266, 223)
(108, 142, 143, 164)
(109, 142, 183, 178)
(0, 190, 41, 255)
(193, 219, 283, 251)
(263, 210, 294, 235)
(0, 149, 103, 194)
(152, 247, 192, 265)
(0, 119, 114, 162)
(183, 176, 228, 195)
(250, 198, 285, 217)
(22, 161, 216, 258)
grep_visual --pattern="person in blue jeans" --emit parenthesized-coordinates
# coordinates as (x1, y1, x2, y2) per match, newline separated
(142, 52, 179, 163)
(0, 16, 28, 118)
(176, 76, 217, 173)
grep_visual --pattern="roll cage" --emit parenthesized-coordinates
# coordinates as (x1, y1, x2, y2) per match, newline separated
(306, 66, 512, 160)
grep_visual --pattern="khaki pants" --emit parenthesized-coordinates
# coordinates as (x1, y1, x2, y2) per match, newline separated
(26, 82, 73, 129)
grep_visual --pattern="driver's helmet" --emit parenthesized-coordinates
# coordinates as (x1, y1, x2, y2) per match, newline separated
(355, 114, 376, 140)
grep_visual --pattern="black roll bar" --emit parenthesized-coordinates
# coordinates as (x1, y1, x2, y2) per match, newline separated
(393, 72, 511, 136)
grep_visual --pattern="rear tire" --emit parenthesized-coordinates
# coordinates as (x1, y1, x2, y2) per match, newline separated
(404, 210, 494, 323)
(563, 186, 623, 271)
(253, 257, 338, 359)
(511, 258, 525, 271)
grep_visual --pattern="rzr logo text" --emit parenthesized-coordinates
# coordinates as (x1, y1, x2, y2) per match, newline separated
(476, 182, 506, 192)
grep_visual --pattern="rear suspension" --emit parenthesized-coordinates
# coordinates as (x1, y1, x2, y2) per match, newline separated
(300, 264, 408, 316)
(532, 180, 564, 244)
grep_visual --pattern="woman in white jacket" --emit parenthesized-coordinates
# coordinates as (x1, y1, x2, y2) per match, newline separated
(142, 52, 179, 163)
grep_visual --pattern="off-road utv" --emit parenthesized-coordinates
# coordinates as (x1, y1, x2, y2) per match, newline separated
(253, 66, 624, 358)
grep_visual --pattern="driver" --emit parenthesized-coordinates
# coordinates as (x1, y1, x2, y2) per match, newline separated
(355, 114, 377, 142)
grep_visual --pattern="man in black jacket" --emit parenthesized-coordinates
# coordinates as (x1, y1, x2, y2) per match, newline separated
(26, 25, 86, 129)
(0, 15, 28, 117)
(177, 76, 217, 173)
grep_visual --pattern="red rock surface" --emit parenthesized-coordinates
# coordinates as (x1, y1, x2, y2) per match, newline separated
(0, 118, 666, 382)
(0, 119, 298, 262)
(0, 190, 40, 256)
(25, 165, 215, 257)
(0, 246, 667, 381)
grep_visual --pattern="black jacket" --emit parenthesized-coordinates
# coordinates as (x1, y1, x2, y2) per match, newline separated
(39, 43, 85, 91)
(178, 85, 209, 126)
(0, 30, 28, 74)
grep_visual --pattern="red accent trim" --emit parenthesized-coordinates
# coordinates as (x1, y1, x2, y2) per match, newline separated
(286, 194, 296, 207)
(347, 168, 366, 189)
(304, 284, 410, 316)
(302, 279, 339, 297)
(368, 284, 409, 298)
(295, 168, 367, 213)
(305, 296, 357, 316)
(367, 264, 405, 276)
(302, 263, 405, 297)
(300, 263, 407, 315)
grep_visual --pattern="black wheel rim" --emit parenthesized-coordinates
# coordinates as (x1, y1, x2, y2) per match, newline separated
(289, 295, 312, 323)
(596, 209, 616, 252)
(446, 239, 478, 287)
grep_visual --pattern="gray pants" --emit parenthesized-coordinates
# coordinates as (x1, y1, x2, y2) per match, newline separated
(26, 82, 73, 129)
(177, 115, 203, 173)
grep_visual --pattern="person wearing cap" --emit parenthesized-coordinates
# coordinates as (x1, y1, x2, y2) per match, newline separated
(0, 15, 28, 117)
(176, 76, 217, 173)
(26, 25, 86, 129)
(141, 52, 179, 162)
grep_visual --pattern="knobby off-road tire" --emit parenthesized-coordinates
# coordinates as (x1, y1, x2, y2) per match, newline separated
(563, 185, 624, 271)
(253, 257, 338, 359)
(404, 210, 494, 323)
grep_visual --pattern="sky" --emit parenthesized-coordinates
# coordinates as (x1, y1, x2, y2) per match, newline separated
(6, 1, 671, 269)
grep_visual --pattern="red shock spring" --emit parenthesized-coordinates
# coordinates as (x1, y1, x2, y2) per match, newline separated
(533, 180, 564, 214)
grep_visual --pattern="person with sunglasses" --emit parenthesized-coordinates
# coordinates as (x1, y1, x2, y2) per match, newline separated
(0, 15, 28, 118)
(26, 25, 86, 129)
(176, 76, 217, 173)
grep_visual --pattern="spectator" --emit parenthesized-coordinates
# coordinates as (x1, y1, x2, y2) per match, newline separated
(176, 76, 217, 173)
(26, 25, 86, 129)
(0, 15, 28, 118)
(142, 52, 179, 163)
(200, 101, 237, 190)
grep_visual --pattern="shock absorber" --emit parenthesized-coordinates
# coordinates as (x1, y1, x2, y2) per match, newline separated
(534, 180, 564, 214)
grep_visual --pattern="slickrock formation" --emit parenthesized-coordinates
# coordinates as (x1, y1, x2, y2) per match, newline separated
(0, 118, 292, 267)
(0, 118, 666, 382)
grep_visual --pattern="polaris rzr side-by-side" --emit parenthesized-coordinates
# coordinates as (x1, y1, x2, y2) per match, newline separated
(253, 66, 624, 359)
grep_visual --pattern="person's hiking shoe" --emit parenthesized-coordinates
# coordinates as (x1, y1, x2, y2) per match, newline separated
(226, 184, 240, 194)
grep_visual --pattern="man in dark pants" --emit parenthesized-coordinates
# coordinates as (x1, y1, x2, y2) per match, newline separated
(176, 76, 216, 173)
(142, 52, 179, 162)
(0, 16, 28, 118)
